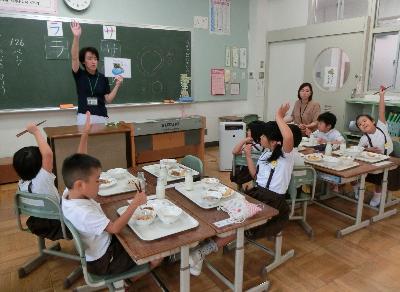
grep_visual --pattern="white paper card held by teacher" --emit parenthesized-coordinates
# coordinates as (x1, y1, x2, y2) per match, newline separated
(104, 57, 131, 78)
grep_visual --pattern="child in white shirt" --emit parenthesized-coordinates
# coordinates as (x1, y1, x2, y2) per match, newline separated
(188, 103, 294, 276)
(61, 153, 161, 276)
(13, 123, 64, 240)
(354, 87, 397, 207)
(306, 112, 344, 145)
(289, 124, 305, 166)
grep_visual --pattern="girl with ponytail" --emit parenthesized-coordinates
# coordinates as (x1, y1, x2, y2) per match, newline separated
(243, 103, 295, 238)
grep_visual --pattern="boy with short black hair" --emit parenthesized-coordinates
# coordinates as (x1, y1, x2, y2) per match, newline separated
(61, 153, 160, 275)
(306, 112, 344, 144)
(13, 122, 66, 240)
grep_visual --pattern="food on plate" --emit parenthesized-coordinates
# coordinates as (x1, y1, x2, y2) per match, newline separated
(137, 214, 153, 221)
(169, 168, 186, 177)
(99, 178, 110, 184)
(202, 190, 222, 203)
(362, 151, 379, 158)
(305, 154, 323, 162)
(219, 186, 234, 198)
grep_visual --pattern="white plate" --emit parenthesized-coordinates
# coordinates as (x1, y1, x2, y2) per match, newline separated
(168, 168, 186, 178)
(201, 178, 220, 185)
(99, 177, 117, 189)
(106, 168, 128, 180)
(175, 181, 243, 209)
(218, 186, 234, 199)
(361, 151, 380, 158)
(117, 199, 199, 241)
(305, 154, 323, 162)
(98, 172, 138, 196)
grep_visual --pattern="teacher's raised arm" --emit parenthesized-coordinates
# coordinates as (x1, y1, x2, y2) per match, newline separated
(70, 20, 124, 125)
(289, 82, 320, 135)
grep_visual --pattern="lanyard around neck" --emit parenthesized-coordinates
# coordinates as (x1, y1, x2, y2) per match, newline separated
(299, 101, 309, 123)
(87, 73, 99, 96)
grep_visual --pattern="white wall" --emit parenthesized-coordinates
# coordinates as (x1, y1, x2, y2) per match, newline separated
(266, 41, 306, 120)
(248, 0, 269, 118)
(267, 0, 309, 31)
(0, 0, 261, 157)
(264, 0, 309, 120)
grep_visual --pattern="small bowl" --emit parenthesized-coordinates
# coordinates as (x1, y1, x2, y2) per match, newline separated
(323, 156, 340, 167)
(339, 156, 354, 166)
(157, 205, 182, 224)
(344, 147, 363, 158)
(134, 205, 156, 226)
(107, 168, 127, 180)
(201, 178, 220, 188)
(202, 190, 222, 204)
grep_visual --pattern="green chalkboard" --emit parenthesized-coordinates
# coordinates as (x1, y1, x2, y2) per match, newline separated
(0, 16, 191, 110)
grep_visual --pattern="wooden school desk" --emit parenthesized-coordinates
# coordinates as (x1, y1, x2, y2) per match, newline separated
(101, 198, 215, 292)
(44, 123, 134, 191)
(166, 187, 278, 292)
(305, 153, 399, 237)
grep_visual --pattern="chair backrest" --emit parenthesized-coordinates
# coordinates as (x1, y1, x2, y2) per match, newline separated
(242, 114, 259, 125)
(63, 218, 95, 285)
(287, 166, 317, 200)
(14, 190, 68, 238)
(181, 155, 203, 175)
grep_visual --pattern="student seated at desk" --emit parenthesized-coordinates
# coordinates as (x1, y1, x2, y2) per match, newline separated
(231, 121, 265, 186)
(232, 120, 265, 154)
(188, 103, 294, 276)
(305, 112, 344, 145)
(61, 153, 161, 276)
(13, 123, 69, 240)
(289, 124, 304, 166)
(353, 87, 399, 207)
(13, 112, 92, 240)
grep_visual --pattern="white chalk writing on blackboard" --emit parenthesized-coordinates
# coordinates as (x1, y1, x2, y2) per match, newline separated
(10, 37, 24, 67)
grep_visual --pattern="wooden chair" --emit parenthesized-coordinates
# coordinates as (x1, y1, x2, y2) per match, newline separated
(14, 190, 82, 288)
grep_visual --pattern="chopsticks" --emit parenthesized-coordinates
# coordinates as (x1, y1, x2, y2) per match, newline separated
(16, 120, 47, 138)
(133, 180, 142, 192)
(373, 85, 392, 95)
(246, 142, 261, 151)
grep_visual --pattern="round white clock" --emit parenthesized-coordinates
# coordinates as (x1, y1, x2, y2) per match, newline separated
(64, 0, 91, 11)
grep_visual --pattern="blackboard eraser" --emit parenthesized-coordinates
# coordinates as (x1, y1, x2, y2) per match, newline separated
(163, 99, 175, 104)
(59, 104, 74, 109)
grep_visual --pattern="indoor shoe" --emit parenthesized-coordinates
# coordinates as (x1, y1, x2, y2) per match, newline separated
(369, 193, 381, 207)
(189, 258, 203, 276)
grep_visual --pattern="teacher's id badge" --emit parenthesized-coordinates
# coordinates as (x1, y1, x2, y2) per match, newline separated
(87, 97, 98, 106)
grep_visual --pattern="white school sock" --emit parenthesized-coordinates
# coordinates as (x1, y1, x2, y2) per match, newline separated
(189, 240, 218, 276)
(370, 192, 381, 207)
(353, 184, 359, 199)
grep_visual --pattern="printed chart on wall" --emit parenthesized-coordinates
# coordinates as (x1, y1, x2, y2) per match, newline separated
(211, 68, 225, 95)
(210, 0, 230, 34)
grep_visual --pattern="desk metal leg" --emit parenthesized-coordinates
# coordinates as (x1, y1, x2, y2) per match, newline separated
(234, 227, 245, 292)
(180, 245, 190, 292)
(371, 169, 398, 223)
(336, 174, 370, 238)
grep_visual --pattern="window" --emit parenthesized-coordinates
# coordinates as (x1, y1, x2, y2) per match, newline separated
(369, 33, 400, 91)
(313, 0, 368, 24)
(376, 0, 400, 27)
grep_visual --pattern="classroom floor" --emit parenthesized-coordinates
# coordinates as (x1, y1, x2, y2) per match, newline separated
(1, 146, 400, 292)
